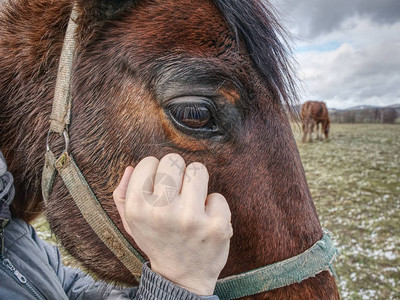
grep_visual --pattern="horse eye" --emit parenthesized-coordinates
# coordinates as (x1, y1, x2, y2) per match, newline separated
(169, 103, 214, 129)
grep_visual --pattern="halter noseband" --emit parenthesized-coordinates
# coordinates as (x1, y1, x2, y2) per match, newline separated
(41, 5, 338, 299)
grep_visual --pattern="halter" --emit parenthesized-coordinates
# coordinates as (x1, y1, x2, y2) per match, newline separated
(42, 5, 338, 299)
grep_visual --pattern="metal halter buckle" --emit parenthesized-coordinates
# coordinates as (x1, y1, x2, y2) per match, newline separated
(46, 129, 70, 154)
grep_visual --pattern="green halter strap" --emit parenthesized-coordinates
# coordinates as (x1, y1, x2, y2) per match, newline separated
(214, 229, 338, 299)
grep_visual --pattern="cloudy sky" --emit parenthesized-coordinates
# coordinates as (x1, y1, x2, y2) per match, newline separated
(271, 0, 400, 109)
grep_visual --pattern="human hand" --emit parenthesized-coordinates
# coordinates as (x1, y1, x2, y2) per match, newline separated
(113, 153, 233, 296)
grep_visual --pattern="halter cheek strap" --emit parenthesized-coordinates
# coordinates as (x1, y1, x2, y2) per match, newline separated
(41, 3, 145, 278)
(42, 3, 338, 297)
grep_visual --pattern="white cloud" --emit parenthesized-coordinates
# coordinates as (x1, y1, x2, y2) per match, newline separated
(271, 0, 400, 109)
(294, 17, 400, 109)
(272, 0, 400, 39)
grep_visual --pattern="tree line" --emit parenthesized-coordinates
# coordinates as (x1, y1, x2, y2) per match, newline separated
(329, 107, 398, 124)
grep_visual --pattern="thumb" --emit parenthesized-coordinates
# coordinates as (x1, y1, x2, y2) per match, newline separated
(114, 166, 134, 200)
(113, 166, 134, 235)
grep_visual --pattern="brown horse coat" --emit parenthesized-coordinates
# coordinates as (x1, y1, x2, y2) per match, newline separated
(301, 101, 330, 142)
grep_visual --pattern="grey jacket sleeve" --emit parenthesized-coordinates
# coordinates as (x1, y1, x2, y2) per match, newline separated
(109, 262, 219, 300)
(27, 221, 119, 299)
(34, 225, 219, 299)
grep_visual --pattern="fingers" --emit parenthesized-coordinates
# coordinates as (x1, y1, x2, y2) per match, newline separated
(205, 193, 231, 219)
(181, 162, 209, 212)
(125, 156, 159, 211)
(115, 154, 213, 217)
(152, 154, 185, 207)
(206, 193, 233, 239)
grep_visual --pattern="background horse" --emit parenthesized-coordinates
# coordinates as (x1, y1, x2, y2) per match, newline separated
(301, 101, 330, 143)
(0, 0, 339, 299)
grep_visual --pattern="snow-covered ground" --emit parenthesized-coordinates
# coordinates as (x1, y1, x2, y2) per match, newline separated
(296, 123, 400, 299)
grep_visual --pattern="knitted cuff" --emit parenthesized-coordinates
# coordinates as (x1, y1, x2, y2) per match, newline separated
(138, 262, 219, 300)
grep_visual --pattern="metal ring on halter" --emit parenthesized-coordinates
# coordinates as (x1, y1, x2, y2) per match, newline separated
(46, 130, 70, 153)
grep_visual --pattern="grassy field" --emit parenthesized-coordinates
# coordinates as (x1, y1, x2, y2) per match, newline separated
(293, 123, 400, 299)
(33, 123, 400, 299)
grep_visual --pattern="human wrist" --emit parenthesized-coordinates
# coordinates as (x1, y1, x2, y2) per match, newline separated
(169, 278, 215, 296)
(150, 263, 217, 296)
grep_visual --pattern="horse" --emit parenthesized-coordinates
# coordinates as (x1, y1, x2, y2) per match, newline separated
(0, 0, 339, 299)
(301, 101, 330, 143)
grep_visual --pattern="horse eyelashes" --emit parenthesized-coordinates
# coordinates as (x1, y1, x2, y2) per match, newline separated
(170, 104, 212, 128)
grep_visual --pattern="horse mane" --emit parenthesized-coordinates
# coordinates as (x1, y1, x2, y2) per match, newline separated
(214, 0, 299, 109)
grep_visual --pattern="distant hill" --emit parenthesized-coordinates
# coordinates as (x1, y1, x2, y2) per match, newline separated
(328, 104, 399, 124)
(292, 102, 400, 124)
(345, 105, 379, 111)
(329, 104, 400, 111)
(388, 103, 400, 108)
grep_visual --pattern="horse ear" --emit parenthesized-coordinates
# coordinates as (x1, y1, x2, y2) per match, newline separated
(75, 0, 138, 21)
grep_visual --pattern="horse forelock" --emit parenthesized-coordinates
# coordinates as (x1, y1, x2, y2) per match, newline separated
(214, 0, 299, 109)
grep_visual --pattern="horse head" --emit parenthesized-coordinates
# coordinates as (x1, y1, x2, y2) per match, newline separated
(325, 119, 331, 139)
(0, 0, 339, 298)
